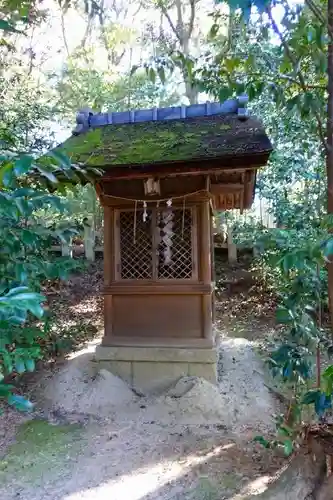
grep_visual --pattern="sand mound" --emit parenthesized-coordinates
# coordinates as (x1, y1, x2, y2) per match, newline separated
(160, 376, 232, 425)
(153, 338, 276, 433)
(44, 354, 135, 416)
(41, 337, 275, 434)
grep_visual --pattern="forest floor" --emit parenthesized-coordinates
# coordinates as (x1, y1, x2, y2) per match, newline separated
(0, 253, 289, 500)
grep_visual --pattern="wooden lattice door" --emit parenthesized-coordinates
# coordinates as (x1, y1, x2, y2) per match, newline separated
(115, 207, 197, 281)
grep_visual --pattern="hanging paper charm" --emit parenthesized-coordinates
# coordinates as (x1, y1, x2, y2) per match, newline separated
(162, 200, 174, 265)
(143, 201, 147, 222)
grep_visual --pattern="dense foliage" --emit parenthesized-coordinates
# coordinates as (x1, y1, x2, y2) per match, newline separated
(1, 0, 333, 457)
(0, 12, 102, 409)
(0, 147, 86, 409)
(207, 0, 333, 456)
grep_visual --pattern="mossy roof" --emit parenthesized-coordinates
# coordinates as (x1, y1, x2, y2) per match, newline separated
(56, 114, 272, 169)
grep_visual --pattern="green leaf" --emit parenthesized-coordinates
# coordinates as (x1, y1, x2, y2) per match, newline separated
(27, 302, 44, 319)
(15, 197, 30, 215)
(2, 352, 13, 374)
(209, 23, 219, 38)
(253, 435, 270, 448)
(7, 394, 34, 412)
(278, 424, 293, 437)
(5, 286, 30, 297)
(25, 359, 35, 372)
(36, 167, 58, 183)
(324, 377, 333, 397)
(276, 307, 292, 324)
(218, 87, 232, 102)
(0, 19, 21, 33)
(0, 163, 14, 187)
(47, 151, 71, 170)
(15, 263, 28, 283)
(302, 389, 321, 405)
(14, 155, 33, 176)
(0, 383, 14, 396)
(323, 365, 333, 379)
(281, 253, 296, 272)
(5, 292, 43, 303)
(15, 359, 26, 374)
(283, 439, 293, 456)
(225, 57, 241, 73)
(21, 229, 37, 246)
(13, 187, 34, 197)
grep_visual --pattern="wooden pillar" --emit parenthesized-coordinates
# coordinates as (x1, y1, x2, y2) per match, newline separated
(103, 205, 114, 285)
(103, 205, 114, 340)
(200, 201, 213, 345)
(210, 208, 216, 325)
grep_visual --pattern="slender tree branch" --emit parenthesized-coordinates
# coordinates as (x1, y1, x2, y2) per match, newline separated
(278, 74, 326, 90)
(187, 0, 195, 40)
(304, 0, 333, 42)
(305, 0, 328, 30)
(80, 10, 94, 49)
(175, 0, 183, 42)
(60, 9, 70, 57)
(158, 0, 180, 43)
(267, 6, 328, 152)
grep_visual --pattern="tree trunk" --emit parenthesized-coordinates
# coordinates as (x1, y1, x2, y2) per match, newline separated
(327, 0, 333, 332)
(159, 0, 199, 104)
(184, 78, 198, 104)
(235, 448, 328, 500)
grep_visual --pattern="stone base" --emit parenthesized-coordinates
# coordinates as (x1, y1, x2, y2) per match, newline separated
(95, 345, 218, 394)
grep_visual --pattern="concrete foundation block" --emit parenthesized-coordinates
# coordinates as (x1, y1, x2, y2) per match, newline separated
(98, 360, 132, 385)
(188, 362, 217, 384)
(95, 345, 218, 394)
(95, 345, 218, 363)
(132, 361, 189, 394)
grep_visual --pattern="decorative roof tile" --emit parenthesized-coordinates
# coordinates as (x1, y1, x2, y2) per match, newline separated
(72, 97, 249, 136)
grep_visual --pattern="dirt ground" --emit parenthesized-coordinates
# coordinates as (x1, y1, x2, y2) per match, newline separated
(0, 255, 288, 500)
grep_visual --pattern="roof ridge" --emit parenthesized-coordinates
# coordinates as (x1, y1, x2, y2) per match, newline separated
(72, 96, 249, 136)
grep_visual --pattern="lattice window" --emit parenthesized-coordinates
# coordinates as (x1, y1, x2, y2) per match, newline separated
(119, 210, 153, 279)
(116, 207, 196, 281)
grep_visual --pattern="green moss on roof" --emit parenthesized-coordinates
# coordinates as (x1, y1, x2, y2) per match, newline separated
(57, 114, 272, 168)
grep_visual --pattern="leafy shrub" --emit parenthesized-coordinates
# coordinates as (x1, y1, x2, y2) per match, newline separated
(0, 150, 97, 411)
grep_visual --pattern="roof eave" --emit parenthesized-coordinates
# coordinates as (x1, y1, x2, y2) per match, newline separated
(99, 150, 272, 177)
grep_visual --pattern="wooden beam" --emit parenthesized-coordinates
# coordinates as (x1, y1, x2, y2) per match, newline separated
(210, 183, 244, 194)
(244, 170, 256, 208)
(101, 336, 214, 348)
(99, 192, 212, 207)
(100, 155, 269, 181)
(104, 284, 212, 295)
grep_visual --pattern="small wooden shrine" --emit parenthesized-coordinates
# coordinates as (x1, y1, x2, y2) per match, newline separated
(58, 97, 272, 392)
